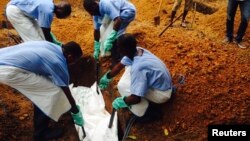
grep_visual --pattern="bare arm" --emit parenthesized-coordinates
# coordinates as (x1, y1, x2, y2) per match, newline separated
(94, 29, 100, 41)
(113, 17, 122, 31)
(125, 94, 141, 105)
(107, 62, 125, 78)
(109, 63, 141, 105)
(42, 27, 53, 42)
(61, 86, 78, 113)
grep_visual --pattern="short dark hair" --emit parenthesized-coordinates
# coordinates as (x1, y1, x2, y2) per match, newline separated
(83, 0, 97, 12)
(55, 1, 71, 18)
(62, 41, 83, 58)
(62, 2, 71, 17)
(117, 33, 137, 54)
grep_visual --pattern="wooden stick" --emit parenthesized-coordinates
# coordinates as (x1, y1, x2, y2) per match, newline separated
(159, 13, 184, 37)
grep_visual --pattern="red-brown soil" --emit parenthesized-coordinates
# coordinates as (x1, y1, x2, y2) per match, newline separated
(0, 0, 249, 141)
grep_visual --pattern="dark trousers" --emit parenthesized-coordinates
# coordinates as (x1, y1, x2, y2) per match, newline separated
(33, 105, 50, 137)
(226, 0, 250, 42)
(135, 102, 164, 123)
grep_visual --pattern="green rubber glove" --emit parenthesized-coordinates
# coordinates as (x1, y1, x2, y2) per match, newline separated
(99, 72, 112, 89)
(104, 30, 118, 52)
(112, 96, 129, 110)
(71, 105, 84, 126)
(50, 32, 62, 46)
(93, 40, 100, 60)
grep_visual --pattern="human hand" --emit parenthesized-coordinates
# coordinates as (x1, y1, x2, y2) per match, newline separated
(99, 72, 112, 89)
(71, 105, 84, 126)
(112, 96, 129, 110)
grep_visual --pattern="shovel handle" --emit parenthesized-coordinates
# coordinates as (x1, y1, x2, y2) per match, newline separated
(157, 0, 163, 15)
(81, 126, 86, 139)
(108, 108, 116, 128)
(159, 13, 184, 37)
(96, 60, 100, 94)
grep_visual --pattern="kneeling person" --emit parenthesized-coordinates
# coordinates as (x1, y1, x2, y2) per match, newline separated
(83, 0, 136, 62)
(99, 33, 173, 119)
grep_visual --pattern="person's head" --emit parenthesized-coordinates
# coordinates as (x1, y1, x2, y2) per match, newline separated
(54, 1, 71, 19)
(62, 41, 83, 65)
(117, 33, 137, 59)
(83, 0, 100, 16)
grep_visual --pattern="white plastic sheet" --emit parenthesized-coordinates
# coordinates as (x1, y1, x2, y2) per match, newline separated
(70, 83, 118, 141)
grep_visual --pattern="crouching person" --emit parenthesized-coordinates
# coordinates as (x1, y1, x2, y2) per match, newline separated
(99, 33, 173, 121)
(0, 41, 84, 140)
(83, 0, 136, 65)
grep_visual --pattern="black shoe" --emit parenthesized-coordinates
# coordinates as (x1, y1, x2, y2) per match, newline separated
(34, 127, 64, 140)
